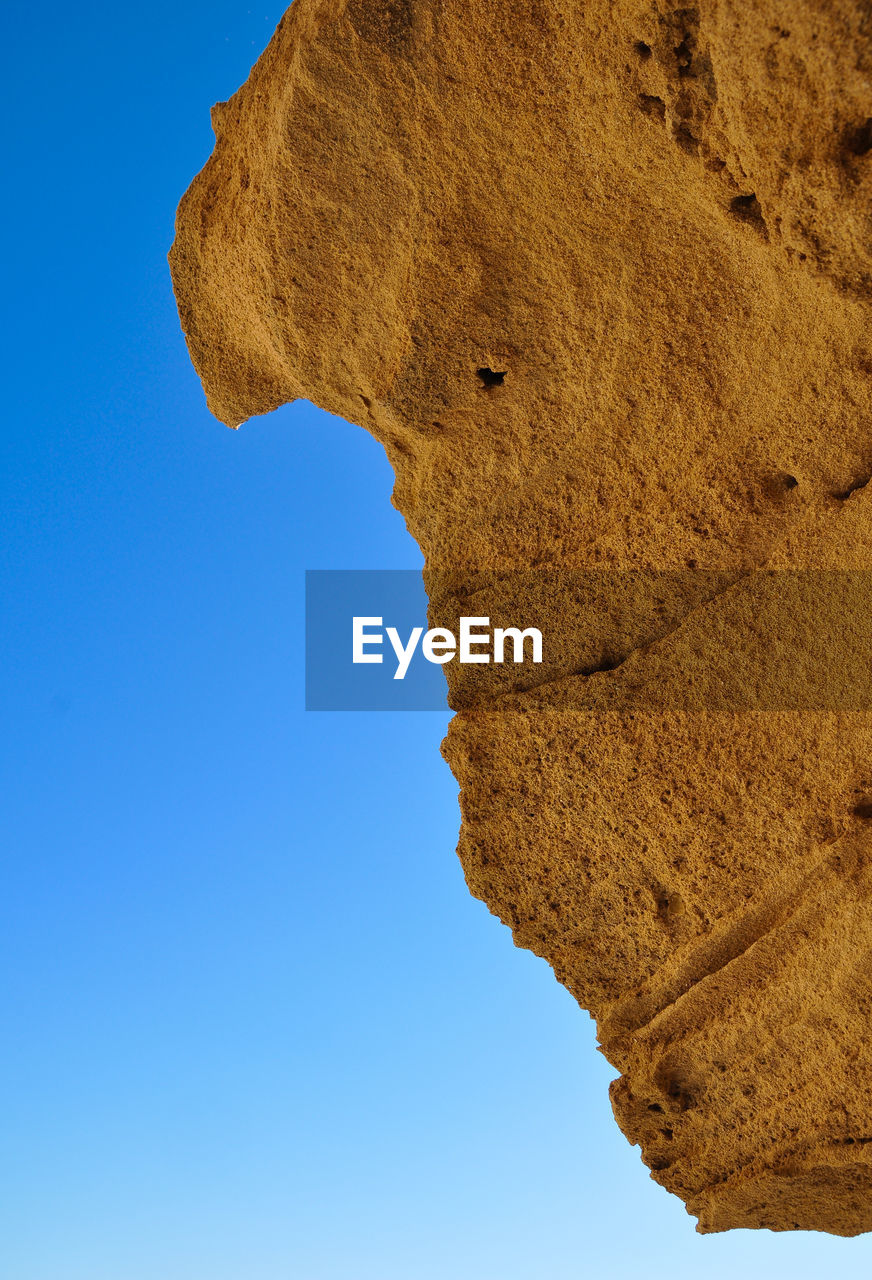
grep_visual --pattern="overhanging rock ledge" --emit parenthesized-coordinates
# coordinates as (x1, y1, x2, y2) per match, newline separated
(171, 0, 872, 1234)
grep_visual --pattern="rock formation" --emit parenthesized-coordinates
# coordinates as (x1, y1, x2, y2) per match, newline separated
(170, 0, 872, 1234)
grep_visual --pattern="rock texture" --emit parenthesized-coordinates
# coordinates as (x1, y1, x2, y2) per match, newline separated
(171, 0, 872, 1234)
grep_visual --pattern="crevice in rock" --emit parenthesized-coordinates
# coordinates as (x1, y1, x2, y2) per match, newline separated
(509, 571, 750, 701)
(834, 472, 872, 501)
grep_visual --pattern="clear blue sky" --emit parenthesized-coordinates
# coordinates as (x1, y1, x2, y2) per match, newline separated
(4, 4, 872, 1277)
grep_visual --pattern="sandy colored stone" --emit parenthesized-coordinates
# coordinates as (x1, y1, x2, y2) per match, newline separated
(170, 0, 872, 1234)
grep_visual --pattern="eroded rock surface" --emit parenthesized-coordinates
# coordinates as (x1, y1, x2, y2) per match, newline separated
(171, 0, 872, 1234)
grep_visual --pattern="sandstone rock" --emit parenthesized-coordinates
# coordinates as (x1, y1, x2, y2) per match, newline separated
(170, 0, 872, 1234)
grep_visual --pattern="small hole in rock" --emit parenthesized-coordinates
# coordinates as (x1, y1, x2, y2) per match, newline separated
(477, 367, 507, 387)
(847, 118, 872, 157)
(673, 122, 701, 154)
(763, 472, 799, 500)
(639, 94, 666, 119)
(657, 1067, 697, 1112)
(728, 193, 768, 236)
(674, 34, 694, 75)
(730, 193, 762, 220)
(647, 1103, 664, 1113)
(853, 801, 872, 820)
(656, 890, 684, 921)
(635, 40, 652, 58)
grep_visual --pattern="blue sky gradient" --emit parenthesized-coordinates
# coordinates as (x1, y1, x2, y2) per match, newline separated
(4, 3, 872, 1276)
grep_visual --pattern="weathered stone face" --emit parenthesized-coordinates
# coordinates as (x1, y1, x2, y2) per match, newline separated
(171, 0, 872, 1234)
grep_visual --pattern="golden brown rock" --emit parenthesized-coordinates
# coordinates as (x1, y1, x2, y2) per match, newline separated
(170, 0, 872, 1234)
